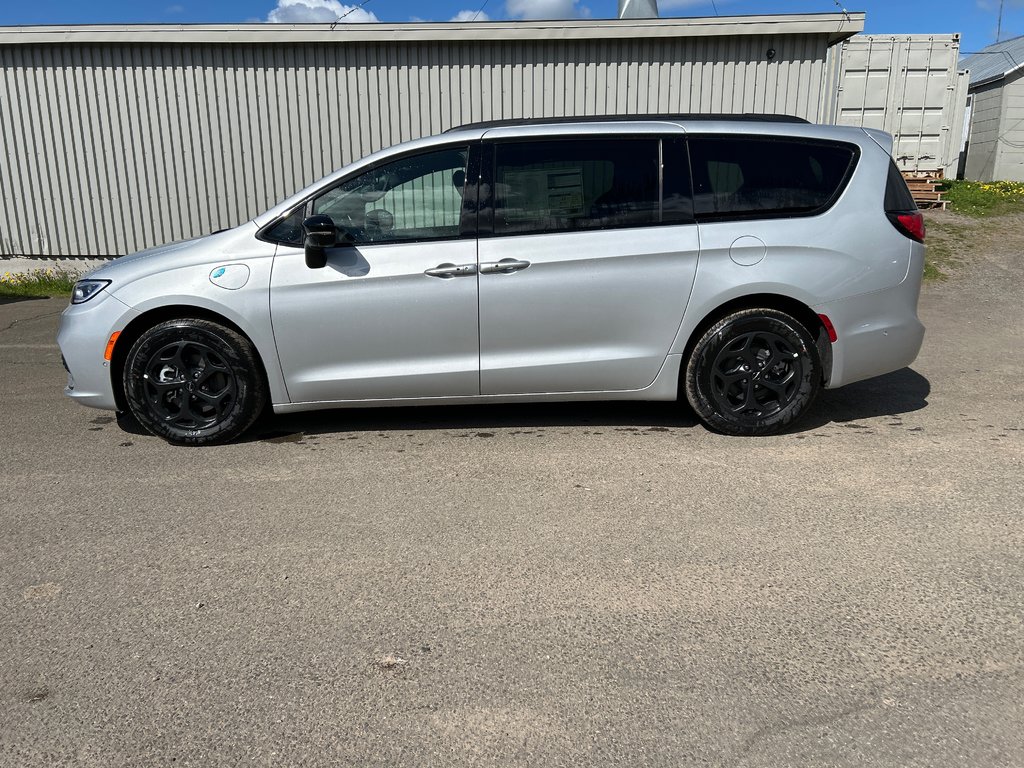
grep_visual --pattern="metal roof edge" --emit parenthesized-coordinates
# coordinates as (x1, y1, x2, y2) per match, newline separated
(0, 13, 865, 45)
(997, 60, 1023, 84)
(968, 67, 1024, 90)
(843, 32, 961, 42)
(961, 34, 1024, 85)
(968, 72, 1005, 89)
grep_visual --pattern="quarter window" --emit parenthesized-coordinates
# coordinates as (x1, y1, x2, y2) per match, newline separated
(493, 139, 660, 235)
(312, 147, 469, 244)
(688, 137, 857, 220)
(263, 208, 305, 246)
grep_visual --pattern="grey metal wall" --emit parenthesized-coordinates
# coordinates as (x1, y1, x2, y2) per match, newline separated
(828, 35, 968, 175)
(987, 70, 1024, 182)
(1, 33, 834, 257)
(964, 81, 1005, 181)
(996, 72, 1024, 181)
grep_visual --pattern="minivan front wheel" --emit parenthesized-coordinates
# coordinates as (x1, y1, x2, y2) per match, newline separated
(123, 318, 266, 446)
(685, 308, 821, 436)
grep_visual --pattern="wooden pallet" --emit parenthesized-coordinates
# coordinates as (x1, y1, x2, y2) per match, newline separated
(902, 170, 948, 210)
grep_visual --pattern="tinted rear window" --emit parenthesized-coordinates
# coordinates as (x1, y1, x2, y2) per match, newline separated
(662, 138, 695, 225)
(884, 159, 917, 212)
(493, 139, 659, 235)
(688, 137, 858, 220)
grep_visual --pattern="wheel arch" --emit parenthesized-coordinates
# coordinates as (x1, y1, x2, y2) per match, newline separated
(678, 293, 832, 393)
(109, 305, 274, 413)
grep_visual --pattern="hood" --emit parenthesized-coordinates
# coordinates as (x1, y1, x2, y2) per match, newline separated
(86, 223, 262, 285)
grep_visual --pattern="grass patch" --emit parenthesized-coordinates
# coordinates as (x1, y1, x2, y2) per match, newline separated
(0, 267, 79, 298)
(924, 241, 957, 281)
(937, 179, 1024, 217)
(922, 216, 970, 281)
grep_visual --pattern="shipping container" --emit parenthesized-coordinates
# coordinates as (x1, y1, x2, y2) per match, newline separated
(830, 34, 968, 175)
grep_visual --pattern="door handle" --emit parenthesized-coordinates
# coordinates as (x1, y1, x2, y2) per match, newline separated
(479, 259, 531, 274)
(425, 262, 478, 278)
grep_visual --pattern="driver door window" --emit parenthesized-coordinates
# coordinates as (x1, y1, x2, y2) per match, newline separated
(312, 147, 470, 245)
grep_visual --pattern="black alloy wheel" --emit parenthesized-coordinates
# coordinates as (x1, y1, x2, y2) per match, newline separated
(685, 308, 821, 436)
(141, 340, 237, 427)
(123, 319, 266, 445)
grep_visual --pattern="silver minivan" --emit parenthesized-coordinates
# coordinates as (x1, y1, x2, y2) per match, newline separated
(58, 116, 926, 445)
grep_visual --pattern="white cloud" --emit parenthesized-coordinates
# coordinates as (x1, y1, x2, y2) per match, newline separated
(266, 0, 380, 23)
(450, 9, 491, 20)
(505, 0, 585, 19)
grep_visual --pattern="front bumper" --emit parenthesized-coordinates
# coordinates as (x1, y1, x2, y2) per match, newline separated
(56, 292, 137, 410)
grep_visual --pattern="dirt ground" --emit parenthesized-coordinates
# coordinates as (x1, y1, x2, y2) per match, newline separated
(924, 208, 1024, 281)
(0, 212, 1021, 767)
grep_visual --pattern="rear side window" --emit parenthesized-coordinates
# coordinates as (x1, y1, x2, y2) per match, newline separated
(688, 137, 858, 221)
(662, 138, 695, 225)
(884, 159, 917, 212)
(493, 139, 659, 235)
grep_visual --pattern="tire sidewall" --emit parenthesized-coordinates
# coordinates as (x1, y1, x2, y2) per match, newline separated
(686, 309, 821, 436)
(123, 320, 263, 445)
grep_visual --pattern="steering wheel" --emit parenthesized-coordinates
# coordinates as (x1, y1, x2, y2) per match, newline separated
(364, 208, 395, 241)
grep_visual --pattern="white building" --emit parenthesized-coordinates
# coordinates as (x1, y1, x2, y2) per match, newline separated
(961, 35, 1024, 182)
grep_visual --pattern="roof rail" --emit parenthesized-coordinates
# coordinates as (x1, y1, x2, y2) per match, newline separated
(445, 113, 810, 132)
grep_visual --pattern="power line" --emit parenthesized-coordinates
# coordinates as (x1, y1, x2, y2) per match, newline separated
(330, 0, 374, 29)
(961, 49, 1020, 69)
(472, 0, 492, 22)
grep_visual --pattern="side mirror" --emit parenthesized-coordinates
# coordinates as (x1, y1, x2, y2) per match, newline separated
(302, 214, 337, 269)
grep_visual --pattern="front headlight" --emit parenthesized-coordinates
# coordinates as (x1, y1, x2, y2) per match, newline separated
(71, 279, 111, 305)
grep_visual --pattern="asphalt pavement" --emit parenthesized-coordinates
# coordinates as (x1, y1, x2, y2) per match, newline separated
(1, 227, 1021, 766)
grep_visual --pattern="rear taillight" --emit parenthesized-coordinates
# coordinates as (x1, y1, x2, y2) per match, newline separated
(888, 211, 925, 243)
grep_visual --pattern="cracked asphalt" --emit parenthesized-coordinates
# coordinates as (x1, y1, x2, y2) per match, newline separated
(1, 216, 1022, 766)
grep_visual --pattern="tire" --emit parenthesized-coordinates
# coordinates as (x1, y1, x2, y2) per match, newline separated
(122, 318, 266, 446)
(685, 308, 821, 436)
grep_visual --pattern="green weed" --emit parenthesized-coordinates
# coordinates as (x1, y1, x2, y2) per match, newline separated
(937, 179, 1024, 217)
(0, 267, 79, 298)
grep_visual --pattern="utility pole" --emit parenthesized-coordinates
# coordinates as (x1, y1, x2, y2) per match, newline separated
(996, 0, 1004, 43)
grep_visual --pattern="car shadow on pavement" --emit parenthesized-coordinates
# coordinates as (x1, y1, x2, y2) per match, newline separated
(253, 400, 700, 441)
(242, 367, 930, 442)
(796, 367, 930, 431)
(113, 367, 930, 442)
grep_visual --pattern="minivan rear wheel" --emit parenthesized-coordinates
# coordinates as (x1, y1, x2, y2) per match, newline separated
(123, 318, 266, 446)
(685, 308, 820, 436)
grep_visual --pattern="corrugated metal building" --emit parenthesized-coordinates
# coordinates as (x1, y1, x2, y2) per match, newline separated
(0, 14, 863, 257)
(829, 34, 968, 176)
(961, 35, 1024, 182)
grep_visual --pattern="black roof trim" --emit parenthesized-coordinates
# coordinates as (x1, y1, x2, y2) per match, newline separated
(446, 114, 810, 132)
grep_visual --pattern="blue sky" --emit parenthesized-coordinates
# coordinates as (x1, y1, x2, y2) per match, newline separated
(0, 1, 1020, 54)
